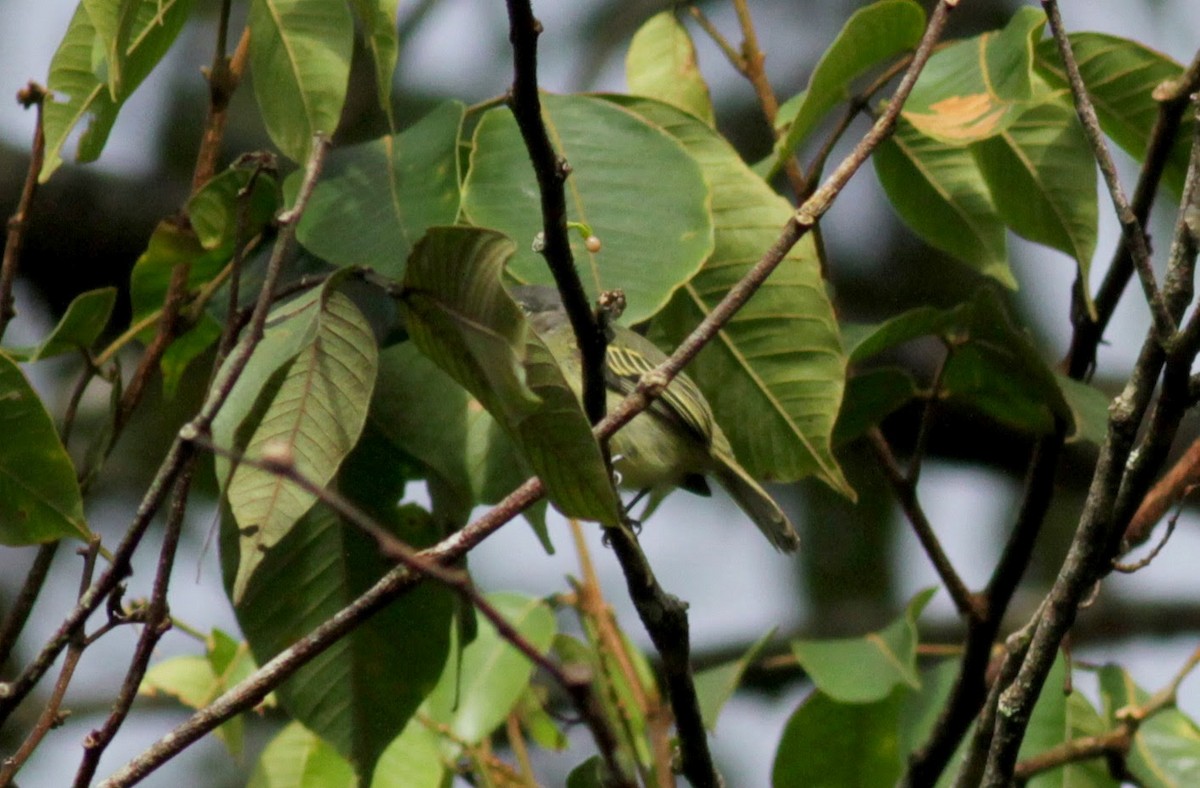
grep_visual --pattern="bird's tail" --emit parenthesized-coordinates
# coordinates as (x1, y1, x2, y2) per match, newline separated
(712, 457, 800, 553)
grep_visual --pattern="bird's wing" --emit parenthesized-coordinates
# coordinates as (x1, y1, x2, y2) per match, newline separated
(604, 339, 715, 445)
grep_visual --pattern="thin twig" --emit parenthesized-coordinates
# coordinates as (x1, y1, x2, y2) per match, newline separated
(868, 428, 977, 619)
(191, 16, 251, 193)
(1042, 0, 1174, 340)
(0, 538, 100, 786)
(0, 82, 47, 343)
(0, 542, 59, 667)
(1114, 506, 1180, 573)
(73, 464, 194, 787)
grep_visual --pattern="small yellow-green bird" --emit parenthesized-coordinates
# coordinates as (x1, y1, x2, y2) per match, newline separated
(512, 285, 799, 553)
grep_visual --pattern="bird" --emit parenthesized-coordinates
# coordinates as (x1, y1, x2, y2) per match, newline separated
(511, 284, 799, 552)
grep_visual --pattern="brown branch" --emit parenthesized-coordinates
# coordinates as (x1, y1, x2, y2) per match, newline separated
(0, 542, 59, 667)
(72, 463, 194, 787)
(503, 0, 607, 426)
(867, 428, 978, 619)
(191, 8, 252, 194)
(0, 538, 98, 785)
(1124, 436, 1200, 546)
(0, 82, 46, 343)
(1042, 0, 1174, 340)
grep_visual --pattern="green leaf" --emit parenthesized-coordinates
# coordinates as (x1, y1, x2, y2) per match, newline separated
(613, 96, 851, 493)
(401, 226, 622, 526)
(695, 628, 775, 730)
(767, 0, 926, 178)
(369, 717, 444, 788)
(772, 688, 905, 788)
(903, 6, 1047, 144)
(41, 0, 194, 181)
(846, 307, 956, 364)
(833, 368, 919, 446)
(129, 219, 226, 331)
(0, 352, 89, 545)
(1035, 33, 1192, 196)
(1021, 656, 1117, 788)
(1055, 375, 1110, 445)
(228, 287, 378, 602)
(347, 0, 401, 129)
(298, 102, 464, 277)
(22, 287, 117, 361)
(81, 0, 140, 98)
(1099, 664, 1200, 787)
(139, 629, 263, 756)
(873, 118, 1013, 288)
(425, 592, 557, 744)
(461, 94, 714, 324)
(566, 756, 608, 788)
(625, 11, 714, 126)
(248, 0, 353, 163)
(229, 450, 454, 779)
(790, 588, 935, 704)
(972, 100, 1097, 303)
(187, 166, 282, 256)
(248, 722, 357, 788)
(159, 316, 222, 400)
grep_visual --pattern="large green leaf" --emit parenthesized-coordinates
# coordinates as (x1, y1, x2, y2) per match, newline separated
(248, 722, 356, 788)
(0, 353, 89, 545)
(767, 0, 926, 178)
(772, 688, 905, 788)
(81, 0, 139, 98)
(1099, 664, 1200, 787)
(298, 102, 464, 277)
(41, 0, 195, 181)
(424, 592, 557, 744)
(625, 11, 714, 126)
(401, 226, 622, 525)
(461, 94, 713, 324)
(789, 588, 935, 704)
(228, 288, 378, 602)
(902, 6, 1046, 144)
(614, 96, 850, 494)
(347, 0, 401, 129)
(1035, 33, 1192, 196)
(833, 367, 919, 447)
(228, 443, 454, 779)
(248, 0, 353, 163)
(370, 717, 444, 788)
(972, 100, 1097, 300)
(874, 118, 1013, 287)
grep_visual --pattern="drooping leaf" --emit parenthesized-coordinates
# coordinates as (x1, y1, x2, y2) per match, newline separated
(82, 0, 142, 98)
(833, 367, 920, 446)
(790, 588, 935, 704)
(228, 445, 454, 779)
(347, 0, 401, 129)
(767, 0, 926, 178)
(1035, 33, 1192, 196)
(772, 688, 905, 788)
(874, 118, 1013, 288)
(401, 225, 622, 525)
(41, 0, 195, 181)
(972, 100, 1097, 306)
(1099, 664, 1200, 787)
(228, 287, 378, 601)
(424, 592, 557, 744)
(902, 6, 1047, 144)
(625, 11, 714, 125)
(613, 96, 851, 494)
(461, 94, 713, 324)
(0, 352, 89, 545)
(695, 628, 776, 730)
(248, 0, 353, 163)
(298, 102, 464, 277)
(21, 287, 117, 361)
(247, 722, 356, 788)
